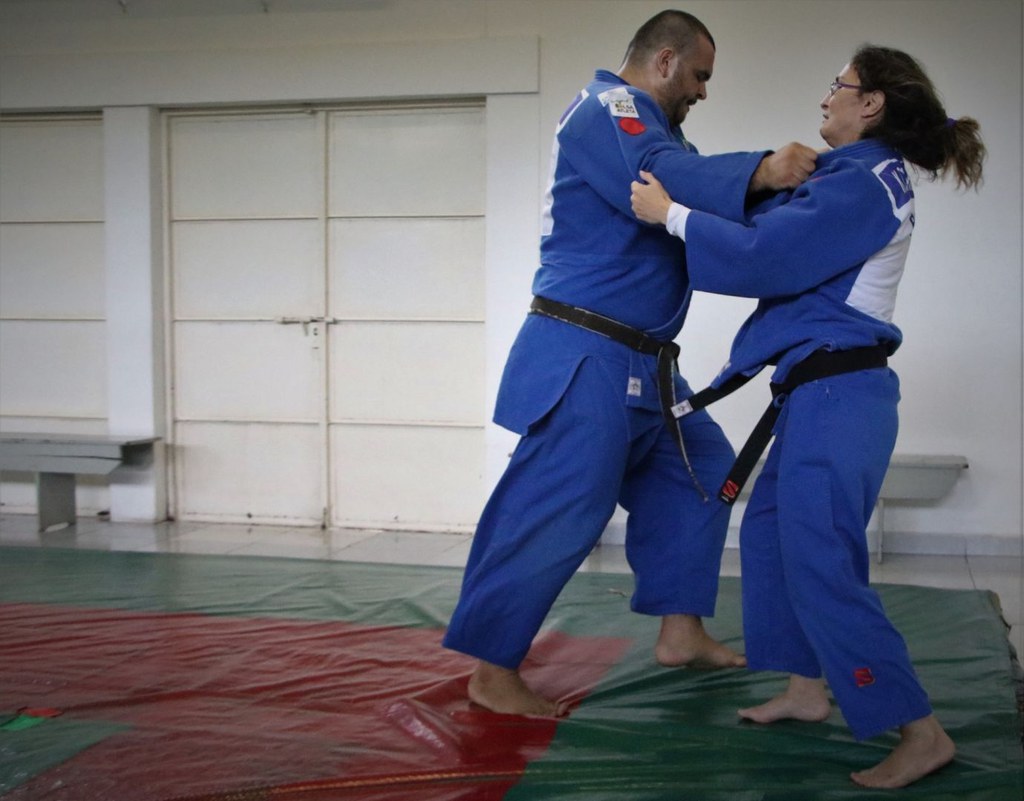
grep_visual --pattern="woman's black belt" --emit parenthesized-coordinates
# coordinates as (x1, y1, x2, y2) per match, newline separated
(529, 295, 889, 506)
(682, 344, 890, 504)
(529, 296, 709, 500)
(528, 292, 888, 508)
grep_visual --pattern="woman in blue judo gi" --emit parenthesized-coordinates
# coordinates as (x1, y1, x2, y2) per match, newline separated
(631, 44, 985, 789)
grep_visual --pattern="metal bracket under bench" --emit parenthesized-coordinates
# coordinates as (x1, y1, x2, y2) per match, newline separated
(0, 433, 160, 531)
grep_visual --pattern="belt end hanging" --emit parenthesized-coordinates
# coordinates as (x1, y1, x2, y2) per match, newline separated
(718, 479, 742, 505)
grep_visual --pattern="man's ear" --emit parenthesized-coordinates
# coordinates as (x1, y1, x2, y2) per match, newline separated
(654, 47, 675, 79)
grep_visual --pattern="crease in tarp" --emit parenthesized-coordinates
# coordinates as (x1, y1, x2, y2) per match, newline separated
(0, 545, 1021, 801)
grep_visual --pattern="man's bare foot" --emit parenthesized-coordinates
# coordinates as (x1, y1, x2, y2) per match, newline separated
(850, 715, 955, 789)
(467, 661, 564, 717)
(654, 614, 746, 668)
(738, 674, 831, 724)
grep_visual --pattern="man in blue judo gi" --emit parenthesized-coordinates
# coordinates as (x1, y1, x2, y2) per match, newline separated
(442, 9, 817, 716)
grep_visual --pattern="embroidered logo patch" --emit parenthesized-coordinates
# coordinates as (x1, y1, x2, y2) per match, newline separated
(598, 87, 644, 134)
(608, 97, 639, 118)
(671, 400, 693, 419)
(627, 377, 642, 397)
(598, 87, 637, 114)
(854, 667, 875, 687)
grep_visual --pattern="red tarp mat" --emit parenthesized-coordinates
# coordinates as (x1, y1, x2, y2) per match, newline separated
(0, 546, 1021, 800)
(0, 602, 629, 800)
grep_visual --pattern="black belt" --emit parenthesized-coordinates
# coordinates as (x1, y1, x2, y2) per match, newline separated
(683, 345, 890, 504)
(529, 296, 709, 500)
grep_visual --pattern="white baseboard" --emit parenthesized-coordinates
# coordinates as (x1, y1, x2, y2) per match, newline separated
(599, 523, 1023, 558)
(871, 530, 1023, 558)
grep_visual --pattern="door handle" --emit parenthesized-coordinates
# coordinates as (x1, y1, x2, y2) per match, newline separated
(274, 316, 340, 336)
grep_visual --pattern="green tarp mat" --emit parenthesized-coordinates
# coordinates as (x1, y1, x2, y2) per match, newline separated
(0, 545, 1020, 800)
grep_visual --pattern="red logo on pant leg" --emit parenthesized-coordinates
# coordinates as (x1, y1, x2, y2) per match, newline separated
(854, 667, 875, 687)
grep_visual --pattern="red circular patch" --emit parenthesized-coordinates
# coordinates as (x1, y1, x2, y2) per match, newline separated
(619, 118, 646, 136)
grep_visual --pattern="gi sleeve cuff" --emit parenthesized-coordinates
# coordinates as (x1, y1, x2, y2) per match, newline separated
(666, 202, 692, 241)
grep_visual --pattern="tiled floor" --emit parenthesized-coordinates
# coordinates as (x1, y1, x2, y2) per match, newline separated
(1, 512, 1021, 659)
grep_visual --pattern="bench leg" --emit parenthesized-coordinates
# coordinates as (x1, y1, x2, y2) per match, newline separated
(36, 472, 77, 531)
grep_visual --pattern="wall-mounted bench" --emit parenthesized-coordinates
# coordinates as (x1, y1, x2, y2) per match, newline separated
(874, 454, 969, 562)
(743, 453, 968, 562)
(0, 433, 160, 531)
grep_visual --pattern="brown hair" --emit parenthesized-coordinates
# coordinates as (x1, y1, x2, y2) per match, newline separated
(851, 45, 985, 190)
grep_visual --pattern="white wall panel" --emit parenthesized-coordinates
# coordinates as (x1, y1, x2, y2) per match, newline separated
(0, 223, 105, 317)
(0, 119, 103, 221)
(169, 114, 321, 219)
(329, 109, 485, 217)
(0, 320, 106, 417)
(174, 321, 321, 422)
(176, 421, 322, 523)
(173, 220, 322, 319)
(0, 36, 539, 110)
(0, 116, 108, 517)
(331, 424, 484, 530)
(328, 218, 484, 319)
(329, 321, 485, 424)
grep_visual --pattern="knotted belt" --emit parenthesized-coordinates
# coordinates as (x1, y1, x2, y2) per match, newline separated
(529, 296, 709, 500)
(679, 344, 890, 504)
(529, 294, 889, 507)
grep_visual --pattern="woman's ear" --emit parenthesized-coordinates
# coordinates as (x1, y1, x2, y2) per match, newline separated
(862, 89, 886, 123)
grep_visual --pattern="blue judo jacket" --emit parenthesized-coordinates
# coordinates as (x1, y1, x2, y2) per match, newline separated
(682, 138, 913, 387)
(495, 69, 767, 434)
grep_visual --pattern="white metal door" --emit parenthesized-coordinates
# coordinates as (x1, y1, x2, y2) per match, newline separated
(167, 105, 486, 530)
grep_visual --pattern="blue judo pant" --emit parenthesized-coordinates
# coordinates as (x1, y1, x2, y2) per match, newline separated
(740, 367, 932, 740)
(443, 354, 734, 669)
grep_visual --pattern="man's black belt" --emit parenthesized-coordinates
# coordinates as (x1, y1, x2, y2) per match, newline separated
(529, 296, 672, 356)
(683, 345, 890, 505)
(529, 296, 709, 500)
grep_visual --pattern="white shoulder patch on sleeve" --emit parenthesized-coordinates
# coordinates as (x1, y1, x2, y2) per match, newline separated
(598, 87, 639, 119)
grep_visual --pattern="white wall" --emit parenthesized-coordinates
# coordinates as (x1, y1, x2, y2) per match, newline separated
(1, 0, 1020, 553)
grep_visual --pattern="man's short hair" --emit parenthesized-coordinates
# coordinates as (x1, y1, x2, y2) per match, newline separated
(622, 9, 715, 65)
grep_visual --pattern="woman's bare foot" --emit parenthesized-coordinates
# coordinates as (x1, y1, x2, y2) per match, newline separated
(850, 715, 955, 789)
(467, 661, 564, 717)
(738, 674, 831, 724)
(655, 614, 746, 668)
